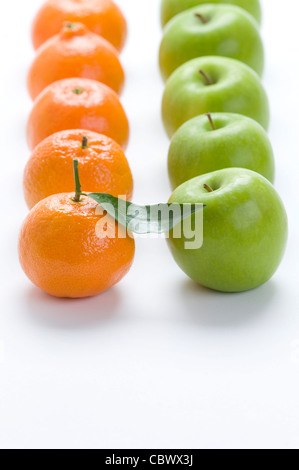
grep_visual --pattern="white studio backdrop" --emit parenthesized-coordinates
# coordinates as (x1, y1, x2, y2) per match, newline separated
(0, 0, 299, 449)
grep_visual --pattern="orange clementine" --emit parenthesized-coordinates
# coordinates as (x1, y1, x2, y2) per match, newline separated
(26, 78, 129, 150)
(32, 0, 127, 52)
(19, 193, 135, 298)
(23, 130, 133, 210)
(28, 22, 125, 100)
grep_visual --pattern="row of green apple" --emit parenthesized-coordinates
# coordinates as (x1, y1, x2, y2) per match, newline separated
(159, 0, 288, 293)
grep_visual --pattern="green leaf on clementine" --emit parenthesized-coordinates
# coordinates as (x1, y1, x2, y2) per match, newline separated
(85, 192, 204, 235)
(73, 158, 205, 235)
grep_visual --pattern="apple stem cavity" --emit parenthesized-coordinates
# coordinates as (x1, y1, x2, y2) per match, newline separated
(199, 70, 213, 86)
(82, 135, 88, 149)
(203, 184, 214, 193)
(194, 13, 209, 24)
(73, 158, 82, 203)
(206, 113, 216, 130)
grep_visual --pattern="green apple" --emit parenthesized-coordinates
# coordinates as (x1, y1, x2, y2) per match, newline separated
(159, 4, 264, 81)
(161, 0, 262, 27)
(168, 113, 275, 189)
(167, 168, 288, 293)
(162, 56, 270, 138)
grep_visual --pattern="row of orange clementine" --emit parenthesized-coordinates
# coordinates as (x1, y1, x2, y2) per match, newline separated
(19, 0, 136, 298)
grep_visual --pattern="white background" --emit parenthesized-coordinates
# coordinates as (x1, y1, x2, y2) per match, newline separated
(0, 0, 299, 450)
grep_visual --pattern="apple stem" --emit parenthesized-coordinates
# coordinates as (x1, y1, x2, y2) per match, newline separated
(203, 184, 214, 193)
(82, 135, 88, 149)
(199, 70, 213, 86)
(206, 113, 216, 130)
(73, 158, 82, 202)
(194, 13, 208, 24)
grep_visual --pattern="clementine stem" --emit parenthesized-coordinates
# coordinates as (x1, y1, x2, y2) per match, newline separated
(82, 135, 88, 149)
(65, 22, 76, 30)
(73, 158, 82, 202)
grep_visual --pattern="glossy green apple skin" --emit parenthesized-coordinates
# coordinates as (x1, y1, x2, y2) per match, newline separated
(162, 56, 270, 138)
(167, 169, 288, 293)
(160, 4, 264, 81)
(168, 113, 275, 189)
(161, 0, 262, 27)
